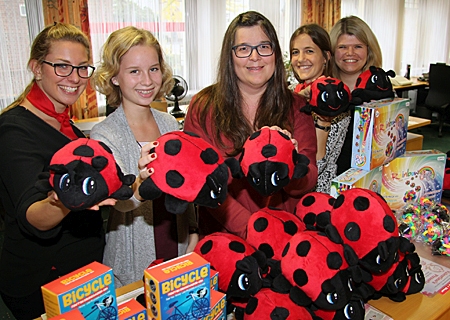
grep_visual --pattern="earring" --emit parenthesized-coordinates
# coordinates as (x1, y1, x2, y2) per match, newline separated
(35, 76, 41, 81)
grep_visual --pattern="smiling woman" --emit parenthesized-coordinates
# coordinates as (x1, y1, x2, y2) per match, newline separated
(184, 11, 318, 239)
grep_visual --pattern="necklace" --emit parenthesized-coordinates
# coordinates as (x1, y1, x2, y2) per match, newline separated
(136, 140, 143, 148)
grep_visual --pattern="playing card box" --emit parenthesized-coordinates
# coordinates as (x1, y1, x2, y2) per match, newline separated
(210, 270, 219, 291)
(118, 298, 147, 320)
(48, 308, 85, 319)
(200, 290, 226, 320)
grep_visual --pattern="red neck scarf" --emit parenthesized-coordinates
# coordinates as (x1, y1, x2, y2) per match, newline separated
(26, 83, 78, 140)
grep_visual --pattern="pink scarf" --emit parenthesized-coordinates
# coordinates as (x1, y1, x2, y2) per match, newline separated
(26, 83, 78, 140)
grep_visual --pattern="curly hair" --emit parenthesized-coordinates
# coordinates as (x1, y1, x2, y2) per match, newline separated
(94, 26, 173, 107)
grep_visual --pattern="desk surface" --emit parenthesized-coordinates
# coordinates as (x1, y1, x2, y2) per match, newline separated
(408, 116, 432, 130)
(369, 241, 450, 320)
(393, 77, 428, 92)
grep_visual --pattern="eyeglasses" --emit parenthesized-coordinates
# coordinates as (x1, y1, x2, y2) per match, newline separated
(42, 60, 95, 79)
(232, 43, 274, 58)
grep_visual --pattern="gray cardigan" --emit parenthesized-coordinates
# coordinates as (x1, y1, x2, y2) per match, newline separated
(90, 106, 196, 287)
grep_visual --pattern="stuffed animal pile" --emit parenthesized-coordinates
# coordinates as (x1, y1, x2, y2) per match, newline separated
(194, 188, 425, 320)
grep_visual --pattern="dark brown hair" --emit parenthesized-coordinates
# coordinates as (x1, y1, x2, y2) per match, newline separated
(190, 11, 293, 156)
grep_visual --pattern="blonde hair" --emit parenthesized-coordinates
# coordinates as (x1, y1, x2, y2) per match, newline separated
(94, 26, 173, 107)
(3, 23, 91, 113)
(329, 16, 382, 78)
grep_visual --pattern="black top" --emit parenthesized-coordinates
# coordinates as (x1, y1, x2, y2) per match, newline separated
(0, 107, 105, 297)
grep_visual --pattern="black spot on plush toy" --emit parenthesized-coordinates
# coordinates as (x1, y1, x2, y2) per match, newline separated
(194, 232, 270, 300)
(36, 138, 135, 211)
(352, 66, 396, 103)
(243, 288, 317, 320)
(226, 127, 310, 196)
(300, 78, 351, 117)
(138, 131, 229, 214)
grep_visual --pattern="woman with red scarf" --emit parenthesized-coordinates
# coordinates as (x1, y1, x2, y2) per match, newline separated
(0, 23, 113, 319)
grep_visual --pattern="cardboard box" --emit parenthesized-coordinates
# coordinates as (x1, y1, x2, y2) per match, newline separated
(210, 270, 219, 291)
(118, 299, 147, 320)
(330, 166, 382, 198)
(381, 149, 446, 211)
(201, 290, 226, 320)
(48, 308, 85, 319)
(351, 98, 410, 171)
(42, 262, 117, 319)
(144, 252, 211, 320)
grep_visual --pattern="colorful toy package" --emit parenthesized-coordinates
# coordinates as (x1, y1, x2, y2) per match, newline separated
(48, 308, 85, 320)
(118, 298, 147, 320)
(144, 252, 211, 320)
(200, 290, 226, 320)
(210, 270, 219, 291)
(41, 261, 117, 319)
(351, 98, 410, 171)
(330, 166, 382, 198)
(381, 149, 446, 211)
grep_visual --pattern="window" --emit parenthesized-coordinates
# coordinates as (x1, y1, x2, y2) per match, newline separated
(88, 0, 300, 114)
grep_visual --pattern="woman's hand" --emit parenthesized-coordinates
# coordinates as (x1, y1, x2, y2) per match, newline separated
(137, 141, 159, 180)
(263, 125, 298, 151)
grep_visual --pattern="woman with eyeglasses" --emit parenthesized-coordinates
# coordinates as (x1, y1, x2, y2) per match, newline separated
(183, 11, 318, 239)
(0, 23, 113, 319)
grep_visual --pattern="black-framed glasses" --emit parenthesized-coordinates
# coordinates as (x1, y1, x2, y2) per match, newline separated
(42, 60, 95, 79)
(232, 43, 274, 58)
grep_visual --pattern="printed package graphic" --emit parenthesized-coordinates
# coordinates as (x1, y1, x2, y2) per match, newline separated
(351, 98, 409, 171)
(118, 298, 147, 320)
(381, 149, 446, 211)
(330, 166, 382, 198)
(41, 261, 117, 319)
(144, 252, 211, 320)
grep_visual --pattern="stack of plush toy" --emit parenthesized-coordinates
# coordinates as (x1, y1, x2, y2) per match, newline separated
(194, 188, 425, 320)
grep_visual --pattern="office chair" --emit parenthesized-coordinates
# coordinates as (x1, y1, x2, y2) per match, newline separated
(424, 63, 450, 137)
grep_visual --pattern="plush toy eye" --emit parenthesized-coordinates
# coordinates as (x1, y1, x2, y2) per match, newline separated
(82, 177, 96, 196)
(59, 173, 71, 192)
(370, 75, 378, 83)
(326, 292, 338, 305)
(343, 302, 356, 319)
(414, 272, 423, 284)
(405, 266, 410, 277)
(270, 172, 279, 186)
(394, 278, 402, 288)
(321, 91, 329, 102)
(375, 255, 381, 265)
(252, 177, 261, 185)
(238, 274, 250, 291)
(210, 186, 222, 199)
(347, 279, 353, 291)
(337, 90, 344, 100)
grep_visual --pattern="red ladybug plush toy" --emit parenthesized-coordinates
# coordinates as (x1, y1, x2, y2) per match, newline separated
(301, 78, 351, 117)
(352, 66, 396, 103)
(226, 127, 310, 196)
(138, 131, 229, 214)
(36, 138, 135, 211)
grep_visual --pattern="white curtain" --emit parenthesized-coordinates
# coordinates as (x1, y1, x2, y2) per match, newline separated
(0, 0, 42, 110)
(88, 0, 298, 114)
(341, 0, 450, 77)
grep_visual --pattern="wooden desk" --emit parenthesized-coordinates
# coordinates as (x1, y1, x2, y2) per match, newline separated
(369, 242, 450, 320)
(406, 132, 424, 151)
(408, 116, 431, 130)
(393, 77, 429, 94)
